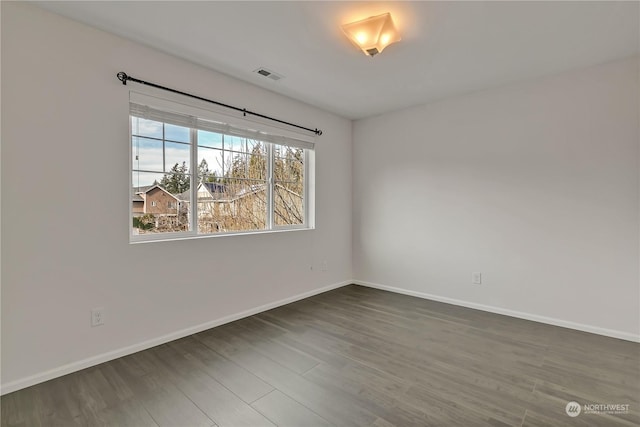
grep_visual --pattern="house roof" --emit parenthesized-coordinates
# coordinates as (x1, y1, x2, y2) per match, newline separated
(131, 184, 180, 202)
(235, 184, 266, 200)
(133, 183, 155, 194)
(203, 182, 226, 194)
(176, 190, 191, 202)
(198, 181, 266, 202)
(198, 182, 229, 201)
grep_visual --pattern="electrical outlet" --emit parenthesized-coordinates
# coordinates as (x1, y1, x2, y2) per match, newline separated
(472, 272, 482, 285)
(321, 260, 328, 271)
(91, 307, 105, 327)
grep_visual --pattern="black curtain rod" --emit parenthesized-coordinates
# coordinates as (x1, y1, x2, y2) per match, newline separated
(116, 72, 322, 136)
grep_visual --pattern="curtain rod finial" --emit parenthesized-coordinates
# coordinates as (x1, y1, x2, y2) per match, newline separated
(117, 72, 128, 85)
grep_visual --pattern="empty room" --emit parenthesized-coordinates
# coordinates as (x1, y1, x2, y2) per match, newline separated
(1, 1, 639, 426)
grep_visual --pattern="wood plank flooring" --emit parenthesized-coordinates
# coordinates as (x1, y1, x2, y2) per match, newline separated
(2, 285, 639, 426)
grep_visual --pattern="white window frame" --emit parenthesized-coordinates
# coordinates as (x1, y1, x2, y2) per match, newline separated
(129, 90, 315, 243)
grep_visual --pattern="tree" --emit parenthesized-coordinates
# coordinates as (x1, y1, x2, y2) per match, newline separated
(224, 141, 266, 181)
(248, 143, 266, 180)
(198, 159, 220, 183)
(160, 161, 190, 194)
(133, 214, 155, 231)
(198, 158, 210, 178)
(229, 155, 247, 179)
(273, 146, 304, 225)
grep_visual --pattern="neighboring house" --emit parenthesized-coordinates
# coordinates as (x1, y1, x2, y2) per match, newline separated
(132, 184, 190, 233)
(132, 193, 145, 216)
(132, 184, 181, 216)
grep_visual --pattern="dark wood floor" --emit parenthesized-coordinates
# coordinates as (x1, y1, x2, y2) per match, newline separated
(2, 285, 639, 426)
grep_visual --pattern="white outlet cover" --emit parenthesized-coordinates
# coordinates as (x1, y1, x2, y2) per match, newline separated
(472, 272, 482, 284)
(91, 307, 105, 327)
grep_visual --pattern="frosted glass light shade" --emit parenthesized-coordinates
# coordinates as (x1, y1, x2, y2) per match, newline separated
(341, 13, 401, 57)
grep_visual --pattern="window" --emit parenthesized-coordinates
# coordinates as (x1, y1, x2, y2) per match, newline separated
(130, 93, 314, 242)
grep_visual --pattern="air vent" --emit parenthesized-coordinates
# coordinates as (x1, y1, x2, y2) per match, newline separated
(254, 67, 284, 81)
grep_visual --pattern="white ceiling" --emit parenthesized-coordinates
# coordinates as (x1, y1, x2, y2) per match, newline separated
(35, 1, 639, 120)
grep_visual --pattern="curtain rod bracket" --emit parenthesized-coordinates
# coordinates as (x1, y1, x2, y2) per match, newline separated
(116, 71, 322, 136)
(117, 72, 129, 85)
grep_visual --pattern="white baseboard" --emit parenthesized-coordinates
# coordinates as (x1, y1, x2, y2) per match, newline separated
(353, 279, 640, 343)
(4, 278, 637, 395)
(0, 280, 350, 396)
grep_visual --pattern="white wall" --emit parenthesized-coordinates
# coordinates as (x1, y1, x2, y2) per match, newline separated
(1, 2, 352, 391)
(353, 57, 640, 340)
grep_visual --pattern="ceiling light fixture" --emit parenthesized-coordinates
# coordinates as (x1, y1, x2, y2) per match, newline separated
(341, 13, 401, 57)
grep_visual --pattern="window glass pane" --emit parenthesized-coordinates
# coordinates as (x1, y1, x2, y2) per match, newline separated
(274, 186, 304, 225)
(225, 153, 267, 180)
(274, 145, 304, 226)
(165, 124, 190, 143)
(132, 171, 191, 235)
(228, 153, 249, 179)
(247, 141, 266, 180)
(132, 171, 165, 189)
(246, 139, 262, 153)
(159, 171, 191, 196)
(165, 142, 190, 173)
(131, 117, 163, 139)
(274, 145, 304, 185)
(226, 135, 245, 153)
(221, 150, 233, 176)
(197, 179, 266, 234)
(197, 130, 223, 149)
(198, 147, 224, 181)
(132, 137, 163, 172)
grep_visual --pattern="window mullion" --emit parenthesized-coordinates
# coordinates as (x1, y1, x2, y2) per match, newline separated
(190, 128, 198, 234)
(162, 123, 166, 174)
(267, 143, 274, 230)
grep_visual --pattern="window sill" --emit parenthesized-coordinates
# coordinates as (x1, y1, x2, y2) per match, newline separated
(129, 225, 314, 244)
